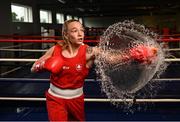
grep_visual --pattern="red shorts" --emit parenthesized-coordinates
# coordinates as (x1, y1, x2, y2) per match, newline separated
(45, 91, 85, 121)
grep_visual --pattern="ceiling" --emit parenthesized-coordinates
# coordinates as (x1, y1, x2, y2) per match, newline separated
(37, 0, 180, 17)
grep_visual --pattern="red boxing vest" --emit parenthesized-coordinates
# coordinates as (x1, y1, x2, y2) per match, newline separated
(50, 44, 89, 89)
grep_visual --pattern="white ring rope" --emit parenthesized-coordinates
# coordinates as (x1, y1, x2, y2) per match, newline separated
(0, 78, 180, 82)
(0, 58, 37, 62)
(165, 48, 180, 51)
(0, 97, 180, 102)
(0, 58, 179, 62)
(0, 48, 180, 52)
(164, 59, 180, 62)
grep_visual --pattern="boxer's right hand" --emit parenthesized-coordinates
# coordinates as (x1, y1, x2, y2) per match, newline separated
(129, 45, 158, 64)
(44, 56, 64, 74)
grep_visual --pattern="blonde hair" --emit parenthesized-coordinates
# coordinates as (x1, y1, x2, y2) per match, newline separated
(61, 19, 81, 46)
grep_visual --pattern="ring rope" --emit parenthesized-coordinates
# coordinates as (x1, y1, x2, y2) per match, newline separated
(1, 34, 180, 38)
(0, 97, 180, 102)
(0, 58, 179, 62)
(0, 59, 37, 62)
(0, 39, 180, 43)
(0, 78, 180, 82)
(165, 48, 180, 51)
(0, 39, 99, 43)
(1, 43, 32, 49)
(164, 59, 180, 62)
(1, 48, 180, 52)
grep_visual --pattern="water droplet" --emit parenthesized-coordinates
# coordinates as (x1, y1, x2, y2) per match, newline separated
(95, 20, 168, 109)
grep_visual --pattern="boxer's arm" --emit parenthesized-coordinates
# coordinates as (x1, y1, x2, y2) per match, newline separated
(86, 45, 157, 65)
(91, 46, 128, 63)
(86, 46, 96, 68)
(31, 46, 55, 72)
(86, 46, 124, 67)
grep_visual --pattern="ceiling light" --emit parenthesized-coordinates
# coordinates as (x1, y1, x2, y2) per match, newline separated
(57, 0, 66, 4)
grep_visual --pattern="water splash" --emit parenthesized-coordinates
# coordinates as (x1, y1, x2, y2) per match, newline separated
(95, 20, 168, 108)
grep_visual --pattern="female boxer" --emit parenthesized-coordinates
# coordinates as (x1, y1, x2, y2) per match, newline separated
(31, 19, 157, 121)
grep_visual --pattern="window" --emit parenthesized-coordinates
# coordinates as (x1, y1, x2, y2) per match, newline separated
(40, 10, 52, 23)
(79, 17, 83, 24)
(11, 3, 33, 22)
(56, 13, 64, 24)
(74, 16, 78, 20)
(66, 15, 72, 20)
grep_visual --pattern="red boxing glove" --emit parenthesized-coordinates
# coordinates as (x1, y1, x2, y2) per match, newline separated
(129, 45, 158, 64)
(44, 56, 64, 74)
(31, 61, 45, 72)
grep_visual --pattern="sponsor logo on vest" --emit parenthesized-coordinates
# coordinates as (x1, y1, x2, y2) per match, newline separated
(76, 64, 82, 71)
(62, 66, 70, 70)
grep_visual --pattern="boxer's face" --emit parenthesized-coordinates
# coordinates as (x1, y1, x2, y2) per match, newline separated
(66, 21, 84, 45)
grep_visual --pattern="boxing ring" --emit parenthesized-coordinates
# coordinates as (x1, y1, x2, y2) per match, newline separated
(0, 36, 180, 121)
